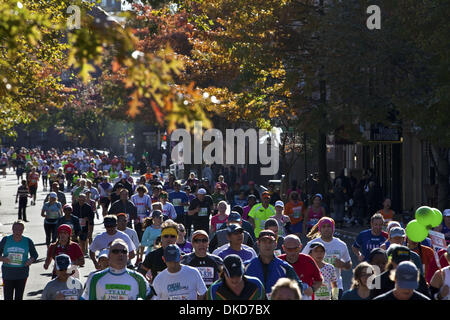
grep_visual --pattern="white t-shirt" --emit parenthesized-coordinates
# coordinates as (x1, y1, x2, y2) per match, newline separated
(81, 267, 150, 300)
(89, 230, 136, 254)
(162, 202, 177, 220)
(302, 237, 351, 289)
(123, 227, 140, 251)
(131, 194, 151, 216)
(152, 265, 207, 300)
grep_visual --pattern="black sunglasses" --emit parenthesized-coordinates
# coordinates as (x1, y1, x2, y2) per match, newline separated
(163, 235, 177, 239)
(111, 249, 128, 254)
(193, 238, 208, 243)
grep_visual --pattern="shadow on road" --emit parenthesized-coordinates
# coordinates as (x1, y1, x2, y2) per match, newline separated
(35, 243, 48, 247)
(27, 289, 43, 297)
(40, 273, 53, 277)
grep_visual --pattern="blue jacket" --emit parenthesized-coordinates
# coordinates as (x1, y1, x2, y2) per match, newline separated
(244, 255, 306, 296)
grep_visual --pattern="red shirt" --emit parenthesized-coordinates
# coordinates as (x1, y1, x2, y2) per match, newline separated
(279, 253, 323, 299)
(425, 248, 449, 284)
(64, 163, 75, 174)
(47, 242, 83, 266)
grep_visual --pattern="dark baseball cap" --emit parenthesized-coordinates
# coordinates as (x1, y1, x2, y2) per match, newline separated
(227, 224, 244, 234)
(164, 244, 181, 263)
(387, 244, 411, 264)
(396, 261, 419, 289)
(103, 216, 118, 227)
(55, 254, 71, 271)
(223, 254, 244, 278)
(228, 211, 242, 222)
(151, 210, 162, 218)
(264, 218, 279, 229)
(232, 206, 244, 217)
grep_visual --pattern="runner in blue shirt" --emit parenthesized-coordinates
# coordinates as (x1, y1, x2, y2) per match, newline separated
(169, 181, 189, 225)
(352, 213, 387, 262)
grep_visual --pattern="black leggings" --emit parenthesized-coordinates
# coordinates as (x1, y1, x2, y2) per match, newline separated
(3, 278, 27, 300)
(44, 222, 58, 245)
(18, 198, 27, 220)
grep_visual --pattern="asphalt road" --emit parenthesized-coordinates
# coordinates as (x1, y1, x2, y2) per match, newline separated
(0, 169, 105, 300)
(0, 168, 360, 299)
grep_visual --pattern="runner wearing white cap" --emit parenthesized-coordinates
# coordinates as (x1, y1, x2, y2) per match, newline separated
(272, 200, 291, 237)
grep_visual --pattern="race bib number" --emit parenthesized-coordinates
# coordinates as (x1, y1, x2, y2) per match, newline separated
(324, 252, 341, 267)
(274, 250, 282, 256)
(47, 210, 60, 220)
(8, 252, 23, 266)
(104, 284, 132, 300)
(197, 267, 214, 285)
(293, 206, 302, 219)
(173, 198, 181, 206)
(184, 206, 189, 213)
(315, 285, 331, 300)
(80, 218, 87, 227)
(60, 289, 79, 300)
(199, 207, 208, 217)
(168, 294, 189, 300)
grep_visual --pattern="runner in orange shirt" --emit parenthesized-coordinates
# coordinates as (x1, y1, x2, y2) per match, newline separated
(407, 238, 436, 284)
(27, 167, 40, 206)
(378, 198, 395, 228)
(284, 191, 305, 238)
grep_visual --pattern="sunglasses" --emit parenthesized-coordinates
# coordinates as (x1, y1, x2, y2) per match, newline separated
(111, 249, 128, 255)
(193, 238, 208, 243)
(163, 235, 177, 239)
(284, 246, 300, 251)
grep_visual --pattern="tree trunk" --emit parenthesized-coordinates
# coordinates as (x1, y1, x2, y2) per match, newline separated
(431, 145, 449, 210)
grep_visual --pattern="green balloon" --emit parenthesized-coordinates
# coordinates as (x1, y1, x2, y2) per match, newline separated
(415, 206, 435, 228)
(430, 208, 443, 228)
(406, 220, 429, 243)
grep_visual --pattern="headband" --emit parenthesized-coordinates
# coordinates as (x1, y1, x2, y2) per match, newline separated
(318, 217, 335, 234)
(161, 227, 178, 237)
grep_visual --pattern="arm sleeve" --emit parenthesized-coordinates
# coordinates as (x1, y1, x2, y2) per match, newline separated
(196, 269, 208, 296)
(353, 232, 362, 249)
(0, 237, 6, 255)
(28, 238, 39, 261)
(341, 243, 352, 263)
(170, 204, 177, 220)
(208, 234, 218, 253)
(81, 274, 93, 300)
(41, 283, 50, 300)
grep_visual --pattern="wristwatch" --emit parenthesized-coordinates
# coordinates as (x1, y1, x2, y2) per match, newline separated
(434, 292, 442, 300)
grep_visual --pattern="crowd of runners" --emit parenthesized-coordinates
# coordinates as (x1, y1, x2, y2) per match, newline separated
(0, 147, 449, 300)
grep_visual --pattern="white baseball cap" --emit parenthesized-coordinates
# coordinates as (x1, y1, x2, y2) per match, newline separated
(275, 200, 285, 208)
(443, 209, 450, 217)
(197, 188, 207, 195)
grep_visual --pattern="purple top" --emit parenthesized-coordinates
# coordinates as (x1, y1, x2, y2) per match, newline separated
(177, 240, 193, 254)
(213, 244, 257, 263)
